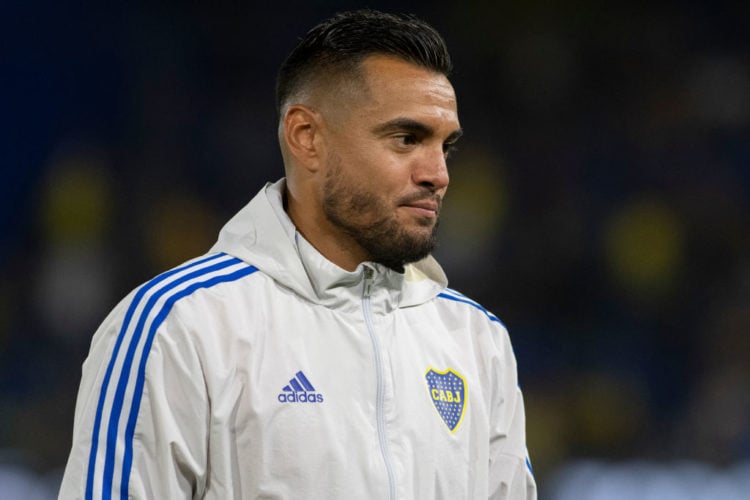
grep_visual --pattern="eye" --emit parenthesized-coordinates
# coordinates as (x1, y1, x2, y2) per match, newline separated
(394, 134, 418, 147)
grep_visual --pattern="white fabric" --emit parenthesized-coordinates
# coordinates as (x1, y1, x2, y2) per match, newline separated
(59, 179, 536, 499)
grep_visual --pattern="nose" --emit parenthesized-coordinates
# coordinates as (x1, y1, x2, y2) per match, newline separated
(412, 146, 449, 192)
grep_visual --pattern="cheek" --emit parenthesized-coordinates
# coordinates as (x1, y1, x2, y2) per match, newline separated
(330, 138, 409, 195)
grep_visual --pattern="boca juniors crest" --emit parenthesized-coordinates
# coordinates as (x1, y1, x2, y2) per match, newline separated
(425, 367, 467, 433)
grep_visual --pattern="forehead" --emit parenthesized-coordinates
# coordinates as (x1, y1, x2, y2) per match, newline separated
(351, 55, 459, 128)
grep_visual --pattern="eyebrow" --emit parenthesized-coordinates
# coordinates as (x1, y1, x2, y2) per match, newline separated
(372, 117, 463, 143)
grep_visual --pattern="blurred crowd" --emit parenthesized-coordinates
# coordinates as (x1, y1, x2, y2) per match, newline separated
(2, 2, 748, 498)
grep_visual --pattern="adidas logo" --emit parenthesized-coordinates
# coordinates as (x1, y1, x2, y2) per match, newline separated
(277, 370, 324, 403)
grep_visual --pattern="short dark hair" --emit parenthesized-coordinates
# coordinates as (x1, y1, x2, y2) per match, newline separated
(276, 9, 452, 115)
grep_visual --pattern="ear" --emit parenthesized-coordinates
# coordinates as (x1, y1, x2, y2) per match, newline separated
(283, 105, 324, 173)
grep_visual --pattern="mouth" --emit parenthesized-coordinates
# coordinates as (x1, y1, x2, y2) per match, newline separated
(399, 195, 441, 218)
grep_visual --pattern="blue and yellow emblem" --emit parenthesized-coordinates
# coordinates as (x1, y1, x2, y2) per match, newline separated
(425, 367, 467, 433)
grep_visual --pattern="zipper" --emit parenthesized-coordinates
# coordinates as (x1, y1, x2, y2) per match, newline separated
(362, 266, 397, 500)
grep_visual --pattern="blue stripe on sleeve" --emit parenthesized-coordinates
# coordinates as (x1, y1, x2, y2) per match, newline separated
(85, 252, 258, 500)
(85, 253, 226, 500)
(436, 291, 504, 327)
(119, 264, 258, 498)
(101, 257, 244, 499)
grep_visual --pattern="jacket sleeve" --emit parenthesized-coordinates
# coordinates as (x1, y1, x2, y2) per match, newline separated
(59, 296, 209, 500)
(487, 323, 537, 500)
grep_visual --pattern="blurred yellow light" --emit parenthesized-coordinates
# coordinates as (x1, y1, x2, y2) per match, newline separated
(604, 196, 685, 300)
(39, 154, 113, 244)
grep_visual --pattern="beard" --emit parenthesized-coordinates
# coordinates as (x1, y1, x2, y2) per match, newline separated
(322, 158, 440, 273)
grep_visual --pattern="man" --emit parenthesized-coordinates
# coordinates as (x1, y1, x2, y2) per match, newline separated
(60, 9, 536, 500)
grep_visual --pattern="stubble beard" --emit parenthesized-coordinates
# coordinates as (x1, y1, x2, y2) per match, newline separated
(322, 159, 440, 273)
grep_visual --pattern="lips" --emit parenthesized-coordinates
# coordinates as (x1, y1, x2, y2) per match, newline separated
(403, 200, 439, 212)
(399, 194, 441, 216)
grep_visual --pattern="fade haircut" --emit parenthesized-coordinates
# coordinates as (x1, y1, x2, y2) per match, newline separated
(276, 9, 453, 116)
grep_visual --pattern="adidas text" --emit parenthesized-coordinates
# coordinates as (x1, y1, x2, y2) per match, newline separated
(277, 392, 324, 403)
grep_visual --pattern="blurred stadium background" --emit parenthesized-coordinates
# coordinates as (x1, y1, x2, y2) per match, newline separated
(1, 1, 748, 498)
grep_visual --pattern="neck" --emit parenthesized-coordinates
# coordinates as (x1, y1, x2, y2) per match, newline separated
(284, 187, 368, 272)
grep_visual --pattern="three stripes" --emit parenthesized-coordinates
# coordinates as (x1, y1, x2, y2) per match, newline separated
(85, 252, 257, 500)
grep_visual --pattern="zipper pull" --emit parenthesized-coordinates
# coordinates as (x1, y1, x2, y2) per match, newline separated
(363, 267, 374, 298)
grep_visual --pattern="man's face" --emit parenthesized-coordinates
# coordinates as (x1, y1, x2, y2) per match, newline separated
(320, 55, 461, 271)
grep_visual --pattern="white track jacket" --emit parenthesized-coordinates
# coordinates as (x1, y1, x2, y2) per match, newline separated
(60, 179, 537, 499)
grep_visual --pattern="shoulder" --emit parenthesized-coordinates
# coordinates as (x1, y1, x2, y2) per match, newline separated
(434, 287, 507, 329)
(130, 252, 260, 310)
(88, 253, 262, 375)
(109, 253, 262, 342)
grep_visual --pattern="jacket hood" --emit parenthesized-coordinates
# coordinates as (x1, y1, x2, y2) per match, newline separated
(209, 179, 448, 310)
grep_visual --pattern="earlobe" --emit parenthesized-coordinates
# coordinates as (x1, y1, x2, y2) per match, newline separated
(284, 105, 323, 173)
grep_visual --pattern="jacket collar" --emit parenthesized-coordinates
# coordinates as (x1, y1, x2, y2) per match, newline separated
(210, 179, 448, 311)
